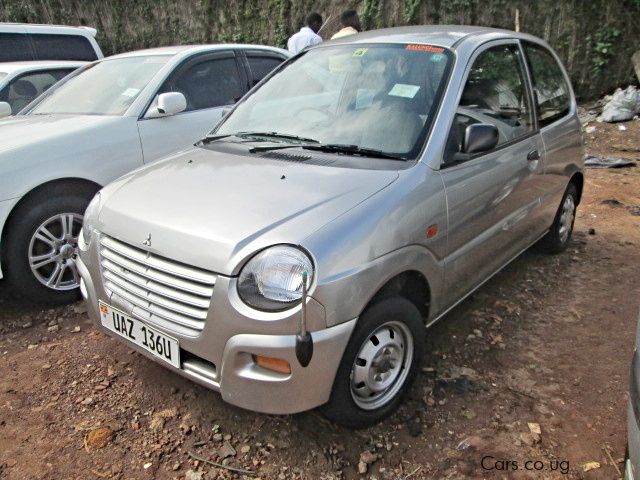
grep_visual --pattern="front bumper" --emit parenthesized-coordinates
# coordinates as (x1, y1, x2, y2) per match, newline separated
(77, 234, 356, 414)
(0, 198, 18, 280)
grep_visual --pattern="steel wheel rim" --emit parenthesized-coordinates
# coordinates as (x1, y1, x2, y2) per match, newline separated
(28, 213, 83, 291)
(558, 195, 575, 244)
(350, 320, 414, 410)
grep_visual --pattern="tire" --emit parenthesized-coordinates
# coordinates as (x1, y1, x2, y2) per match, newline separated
(3, 184, 96, 305)
(320, 296, 425, 429)
(538, 183, 578, 254)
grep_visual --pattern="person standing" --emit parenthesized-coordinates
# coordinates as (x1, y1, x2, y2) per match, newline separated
(331, 10, 361, 39)
(287, 12, 323, 54)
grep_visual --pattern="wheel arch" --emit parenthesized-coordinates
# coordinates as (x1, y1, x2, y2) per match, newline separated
(569, 171, 584, 204)
(366, 270, 431, 320)
(1, 177, 101, 258)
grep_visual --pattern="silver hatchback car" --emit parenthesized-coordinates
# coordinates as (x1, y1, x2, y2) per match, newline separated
(77, 26, 583, 427)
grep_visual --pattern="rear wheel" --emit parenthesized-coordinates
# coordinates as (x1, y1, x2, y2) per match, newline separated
(538, 183, 578, 254)
(3, 185, 96, 304)
(321, 296, 425, 428)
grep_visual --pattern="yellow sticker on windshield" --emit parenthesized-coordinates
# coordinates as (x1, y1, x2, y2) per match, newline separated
(352, 48, 369, 57)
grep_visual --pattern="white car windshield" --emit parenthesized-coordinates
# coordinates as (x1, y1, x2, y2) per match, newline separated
(216, 43, 452, 158)
(30, 55, 171, 116)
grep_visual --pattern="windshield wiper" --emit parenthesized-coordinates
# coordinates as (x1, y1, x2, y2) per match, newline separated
(201, 131, 321, 147)
(302, 144, 407, 161)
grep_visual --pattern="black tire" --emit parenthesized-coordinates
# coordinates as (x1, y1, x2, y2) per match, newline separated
(3, 184, 96, 305)
(320, 296, 425, 429)
(538, 183, 578, 254)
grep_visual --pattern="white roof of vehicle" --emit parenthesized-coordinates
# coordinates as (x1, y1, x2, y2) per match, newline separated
(109, 44, 289, 59)
(0, 60, 86, 75)
(0, 23, 97, 37)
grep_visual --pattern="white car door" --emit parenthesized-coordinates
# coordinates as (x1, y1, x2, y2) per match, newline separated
(136, 50, 247, 162)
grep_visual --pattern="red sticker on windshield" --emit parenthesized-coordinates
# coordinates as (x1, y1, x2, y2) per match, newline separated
(406, 44, 445, 53)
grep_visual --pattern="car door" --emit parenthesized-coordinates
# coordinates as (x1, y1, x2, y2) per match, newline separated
(137, 50, 247, 162)
(439, 41, 545, 306)
(521, 40, 581, 229)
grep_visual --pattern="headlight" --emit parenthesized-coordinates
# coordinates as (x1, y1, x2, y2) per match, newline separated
(237, 245, 314, 312)
(81, 192, 101, 246)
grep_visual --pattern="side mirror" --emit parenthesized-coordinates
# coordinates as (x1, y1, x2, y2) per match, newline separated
(462, 123, 499, 154)
(146, 92, 187, 119)
(221, 106, 232, 118)
(0, 102, 12, 118)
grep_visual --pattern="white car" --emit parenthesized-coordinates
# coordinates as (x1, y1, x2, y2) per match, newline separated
(0, 61, 85, 115)
(0, 23, 103, 62)
(0, 44, 289, 303)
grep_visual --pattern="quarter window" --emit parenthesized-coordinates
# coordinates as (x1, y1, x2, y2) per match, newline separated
(161, 57, 243, 112)
(523, 43, 571, 127)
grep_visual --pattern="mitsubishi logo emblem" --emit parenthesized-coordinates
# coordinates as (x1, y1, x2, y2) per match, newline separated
(143, 234, 152, 247)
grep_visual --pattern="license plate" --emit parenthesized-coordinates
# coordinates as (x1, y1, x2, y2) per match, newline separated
(99, 302, 180, 369)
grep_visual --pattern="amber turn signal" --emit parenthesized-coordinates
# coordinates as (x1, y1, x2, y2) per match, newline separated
(426, 224, 438, 238)
(252, 355, 291, 374)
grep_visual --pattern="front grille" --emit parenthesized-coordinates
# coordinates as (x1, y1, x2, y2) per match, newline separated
(99, 235, 216, 336)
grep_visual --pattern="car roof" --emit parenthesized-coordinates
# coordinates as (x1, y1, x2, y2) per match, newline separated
(0, 60, 87, 74)
(325, 25, 545, 49)
(0, 23, 97, 37)
(108, 44, 289, 60)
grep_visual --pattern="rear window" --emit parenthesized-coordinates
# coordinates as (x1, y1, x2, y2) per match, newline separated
(31, 34, 97, 61)
(0, 33, 34, 61)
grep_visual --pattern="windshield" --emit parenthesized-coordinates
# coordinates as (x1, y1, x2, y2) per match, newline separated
(216, 43, 452, 158)
(30, 55, 171, 115)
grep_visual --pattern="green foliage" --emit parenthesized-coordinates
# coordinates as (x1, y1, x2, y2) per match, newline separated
(588, 26, 622, 75)
(403, 0, 422, 24)
(1, 0, 638, 99)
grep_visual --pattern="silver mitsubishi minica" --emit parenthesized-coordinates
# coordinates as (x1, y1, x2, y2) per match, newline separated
(77, 26, 584, 427)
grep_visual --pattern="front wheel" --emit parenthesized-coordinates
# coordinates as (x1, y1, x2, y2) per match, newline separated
(320, 296, 425, 429)
(3, 187, 95, 304)
(538, 183, 578, 254)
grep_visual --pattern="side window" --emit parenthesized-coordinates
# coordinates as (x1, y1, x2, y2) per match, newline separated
(457, 44, 534, 149)
(31, 34, 97, 61)
(0, 33, 34, 61)
(246, 55, 285, 85)
(160, 57, 243, 112)
(3, 70, 74, 114)
(523, 43, 571, 127)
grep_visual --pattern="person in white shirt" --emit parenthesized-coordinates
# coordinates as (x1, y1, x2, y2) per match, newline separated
(287, 12, 323, 54)
(331, 10, 361, 39)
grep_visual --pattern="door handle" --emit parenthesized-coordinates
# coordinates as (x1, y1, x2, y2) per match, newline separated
(527, 149, 540, 161)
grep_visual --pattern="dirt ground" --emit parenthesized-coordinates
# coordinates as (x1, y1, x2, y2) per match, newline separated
(1, 119, 639, 480)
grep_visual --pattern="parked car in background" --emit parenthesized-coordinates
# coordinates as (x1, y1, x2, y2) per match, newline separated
(0, 61, 85, 115)
(0, 23, 103, 62)
(0, 44, 289, 303)
(626, 309, 640, 480)
(77, 26, 584, 427)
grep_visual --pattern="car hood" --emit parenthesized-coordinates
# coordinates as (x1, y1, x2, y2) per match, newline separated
(0, 114, 127, 156)
(97, 147, 399, 276)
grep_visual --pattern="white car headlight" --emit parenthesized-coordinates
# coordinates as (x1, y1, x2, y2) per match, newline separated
(237, 245, 314, 312)
(80, 192, 101, 247)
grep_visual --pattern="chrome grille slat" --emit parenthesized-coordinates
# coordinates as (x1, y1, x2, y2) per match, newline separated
(99, 235, 215, 334)
(101, 236, 216, 285)
(101, 253, 213, 297)
(103, 271, 208, 319)
(104, 281, 203, 330)
(102, 262, 210, 308)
